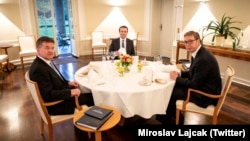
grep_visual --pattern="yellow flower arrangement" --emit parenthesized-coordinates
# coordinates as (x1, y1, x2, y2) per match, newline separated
(117, 66, 124, 76)
(115, 60, 120, 68)
(119, 54, 134, 72)
(137, 63, 143, 72)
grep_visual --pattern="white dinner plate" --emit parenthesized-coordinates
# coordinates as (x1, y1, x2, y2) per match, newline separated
(155, 79, 168, 84)
(138, 80, 152, 86)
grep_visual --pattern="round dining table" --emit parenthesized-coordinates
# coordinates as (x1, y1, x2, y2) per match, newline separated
(74, 61, 176, 119)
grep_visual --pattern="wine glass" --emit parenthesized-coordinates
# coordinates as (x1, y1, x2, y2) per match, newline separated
(155, 55, 162, 65)
(106, 52, 111, 61)
(110, 51, 115, 63)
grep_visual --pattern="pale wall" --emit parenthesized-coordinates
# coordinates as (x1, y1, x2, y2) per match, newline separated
(180, 0, 250, 86)
(0, 0, 250, 85)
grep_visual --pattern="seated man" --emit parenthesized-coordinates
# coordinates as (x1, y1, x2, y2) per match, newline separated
(29, 36, 94, 115)
(156, 31, 222, 124)
(109, 25, 135, 58)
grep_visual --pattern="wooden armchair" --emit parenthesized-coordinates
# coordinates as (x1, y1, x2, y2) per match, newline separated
(128, 32, 138, 55)
(57, 32, 70, 49)
(0, 54, 8, 71)
(18, 35, 37, 69)
(176, 41, 190, 64)
(91, 31, 107, 60)
(175, 65, 235, 125)
(25, 71, 88, 141)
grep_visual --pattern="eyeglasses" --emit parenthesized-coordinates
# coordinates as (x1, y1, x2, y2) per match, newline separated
(184, 39, 197, 45)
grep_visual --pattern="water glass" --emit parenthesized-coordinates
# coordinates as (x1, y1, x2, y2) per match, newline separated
(102, 55, 106, 61)
(110, 51, 115, 63)
(154, 55, 162, 65)
(106, 52, 111, 60)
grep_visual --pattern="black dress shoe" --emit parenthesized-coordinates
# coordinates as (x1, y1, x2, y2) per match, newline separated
(155, 114, 175, 125)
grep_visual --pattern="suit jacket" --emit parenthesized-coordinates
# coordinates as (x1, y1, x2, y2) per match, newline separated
(109, 38, 135, 56)
(176, 46, 222, 107)
(29, 56, 75, 115)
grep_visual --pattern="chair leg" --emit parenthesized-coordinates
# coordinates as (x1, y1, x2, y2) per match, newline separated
(118, 116, 125, 126)
(20, 57, 24, 70)
(0, 63, 2, 71)
(48, 124, 53, 141)
(212, 116, 217, 125)
(92, 48, 94, 60)
(176, 108, 180, 125)
(41, 118, 44, 135)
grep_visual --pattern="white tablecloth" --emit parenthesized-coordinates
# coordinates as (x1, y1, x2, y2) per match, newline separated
(74, 61, 176, 119)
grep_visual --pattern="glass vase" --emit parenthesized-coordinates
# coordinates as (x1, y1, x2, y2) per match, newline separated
(124, 65, 130, 73)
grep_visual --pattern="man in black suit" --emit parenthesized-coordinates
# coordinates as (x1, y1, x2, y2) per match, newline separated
(156, 31, 222, 124)
(109, 25, 135, 58)
(29, 36, 94, 115)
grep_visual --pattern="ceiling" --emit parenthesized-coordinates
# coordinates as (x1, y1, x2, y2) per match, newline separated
(0, 0, 212, 5)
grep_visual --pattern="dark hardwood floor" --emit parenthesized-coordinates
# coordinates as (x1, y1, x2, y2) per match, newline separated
(0, 54, 249, 141)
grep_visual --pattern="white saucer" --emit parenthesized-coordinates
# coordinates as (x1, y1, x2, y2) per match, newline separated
(139, 80, 152, 86)
(155, 79, 168, 84)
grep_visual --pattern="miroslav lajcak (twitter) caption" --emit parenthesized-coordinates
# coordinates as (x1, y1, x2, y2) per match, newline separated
(137, 128, 245, 138)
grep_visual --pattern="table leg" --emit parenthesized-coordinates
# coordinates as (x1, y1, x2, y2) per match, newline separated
(118, 116, 125, 126)
(95, 131, 102, 141)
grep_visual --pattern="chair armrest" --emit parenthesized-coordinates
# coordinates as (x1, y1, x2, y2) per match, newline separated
(43, 100, 64, 107)
(182, 88, 222, 109)
(43, 96, 82, 111)
(188, 88, 222, 99)
(74, 96, 82, 111)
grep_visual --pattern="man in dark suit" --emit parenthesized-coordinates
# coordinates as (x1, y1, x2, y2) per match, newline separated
(29, 36, 94, 115)
(109, 25, 135, 58)
(156, 31, 222, 124)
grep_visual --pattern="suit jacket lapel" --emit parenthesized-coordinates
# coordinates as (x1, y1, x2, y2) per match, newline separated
(37, 57, 67, 83)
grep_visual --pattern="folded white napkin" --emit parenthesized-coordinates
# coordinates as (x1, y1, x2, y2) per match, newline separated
(88, 69, 98, 84)
(88, 61, 104, 75)
(87, 69, 106, 86)
(78, 67, 89, 76)
(143, 67, 153, 83)
(132, 56, 139, 66)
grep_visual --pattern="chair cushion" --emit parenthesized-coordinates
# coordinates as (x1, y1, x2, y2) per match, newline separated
(176, 100, 215, 116)
(50, 105, 88, 124)
(92, 43, 106, 48)
(19, 50, 37, 57)
(50, 114, 74, 124)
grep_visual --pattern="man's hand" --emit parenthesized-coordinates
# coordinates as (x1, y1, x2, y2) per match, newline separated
(68, 81, 78, 88)
(169, 71, 180, 80)
(71, 88, 81, 97)
(114, 51, 120, 56)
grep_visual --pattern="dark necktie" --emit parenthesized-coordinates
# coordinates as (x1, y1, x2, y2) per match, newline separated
(50, 61, 63, 80)
(190, 56, 195, 68)
(122, 40, 124, 48)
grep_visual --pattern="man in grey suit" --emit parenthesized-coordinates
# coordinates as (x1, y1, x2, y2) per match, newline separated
(109, 25, 135, 58)
(156, 31, 222, 124)
(29, 36, 94, 115)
